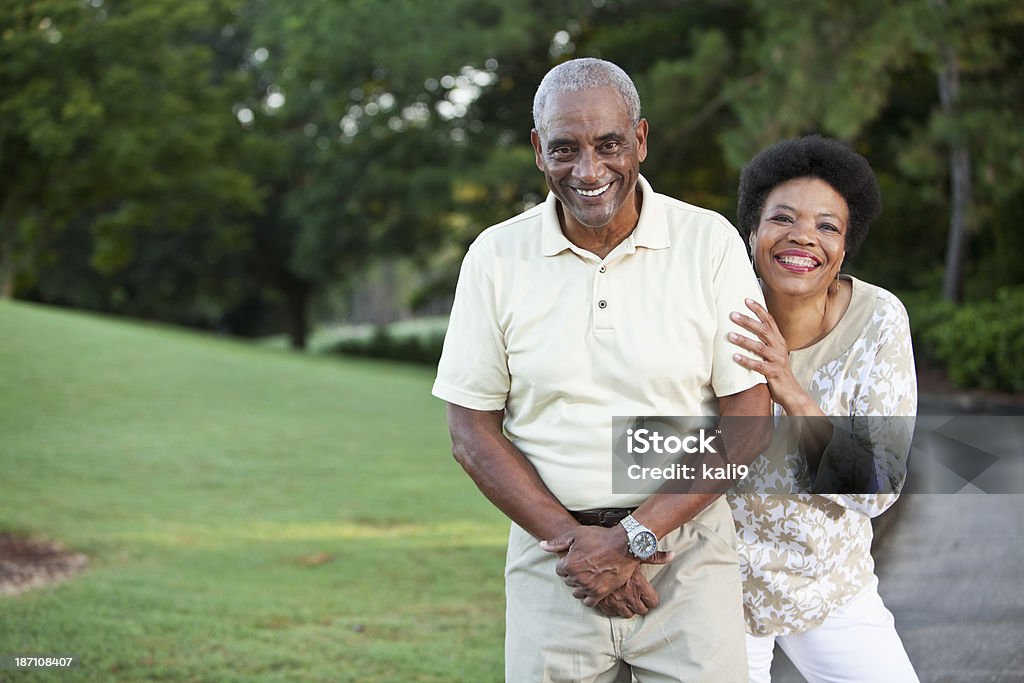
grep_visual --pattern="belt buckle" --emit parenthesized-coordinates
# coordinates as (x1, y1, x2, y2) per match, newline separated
(597, 509, 621, 527)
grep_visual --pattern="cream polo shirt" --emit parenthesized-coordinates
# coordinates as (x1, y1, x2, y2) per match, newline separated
(432, 175, 765, 510)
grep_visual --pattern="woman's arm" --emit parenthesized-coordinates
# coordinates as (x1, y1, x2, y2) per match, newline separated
(817, 296, 917, 517)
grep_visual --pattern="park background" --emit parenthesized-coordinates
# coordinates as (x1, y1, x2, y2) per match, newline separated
(1, 1, 1022, 681)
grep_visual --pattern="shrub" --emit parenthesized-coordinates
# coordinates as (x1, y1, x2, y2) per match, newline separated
(912, 287, 1024, 393)
(331, 324, 446, 366)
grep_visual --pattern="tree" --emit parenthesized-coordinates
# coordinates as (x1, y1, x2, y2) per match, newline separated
(231, 0, 579, 347)
(0, 0, 259, 314)
(609, 0, 1024, 300)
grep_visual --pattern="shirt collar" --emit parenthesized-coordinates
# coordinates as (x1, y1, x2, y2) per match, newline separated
(540, 174, 670, 257)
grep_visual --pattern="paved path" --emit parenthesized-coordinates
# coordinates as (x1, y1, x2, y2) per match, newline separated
(873, 495, 1024, 682)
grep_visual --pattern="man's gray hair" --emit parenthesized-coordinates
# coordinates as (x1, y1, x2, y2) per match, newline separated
(532, 58, 641, 134)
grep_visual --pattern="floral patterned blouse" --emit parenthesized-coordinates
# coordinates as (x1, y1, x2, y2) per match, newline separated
(728, 276, 917, 636)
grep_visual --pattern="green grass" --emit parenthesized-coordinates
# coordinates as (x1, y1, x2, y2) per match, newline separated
(0, 301, 507, 682)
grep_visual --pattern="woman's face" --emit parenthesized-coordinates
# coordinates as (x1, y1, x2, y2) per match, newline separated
(751, 177, 848, 300)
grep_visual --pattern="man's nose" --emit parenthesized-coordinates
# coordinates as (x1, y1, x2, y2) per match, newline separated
(574, 148, 602, 182)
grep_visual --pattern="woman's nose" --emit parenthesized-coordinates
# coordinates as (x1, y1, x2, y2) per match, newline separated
(788, 219, 817, 244)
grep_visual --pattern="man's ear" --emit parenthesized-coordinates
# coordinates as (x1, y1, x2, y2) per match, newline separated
(531, 129, 545, 171)
(635, 119, 649, 163)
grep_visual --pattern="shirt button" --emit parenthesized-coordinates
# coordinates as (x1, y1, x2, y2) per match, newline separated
(598, 300, 608, 309)
(599, 265, 606, 273)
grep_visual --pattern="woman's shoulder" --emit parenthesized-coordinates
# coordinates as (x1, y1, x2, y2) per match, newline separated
(849, 277, 910, 327)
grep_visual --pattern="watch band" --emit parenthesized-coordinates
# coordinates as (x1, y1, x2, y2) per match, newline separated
(620, 514, 644, 535)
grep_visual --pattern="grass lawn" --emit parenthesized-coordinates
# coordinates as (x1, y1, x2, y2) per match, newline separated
(0, 301, 508, 682)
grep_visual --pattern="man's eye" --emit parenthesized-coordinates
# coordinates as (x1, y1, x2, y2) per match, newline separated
(601, 141, 621, 152)
(551, 147, 574, 158)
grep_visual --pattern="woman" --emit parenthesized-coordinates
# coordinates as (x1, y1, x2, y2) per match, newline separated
(727, 135, 919, 682)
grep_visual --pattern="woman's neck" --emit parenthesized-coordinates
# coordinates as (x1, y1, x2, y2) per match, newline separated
(765, 278, 851, 351)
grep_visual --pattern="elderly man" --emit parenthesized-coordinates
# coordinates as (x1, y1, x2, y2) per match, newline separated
(432, 58, 770, 682)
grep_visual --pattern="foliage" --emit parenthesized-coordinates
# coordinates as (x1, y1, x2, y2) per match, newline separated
(331, 321, 447, 366)
(0, 0, 260, 320)
(0, 300, 507, 682)
(228, 0, 579, 347)
(3, 0, 1023, 352)
(910, 287, 1024, 393)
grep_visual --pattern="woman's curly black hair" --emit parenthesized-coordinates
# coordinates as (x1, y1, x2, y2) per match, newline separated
(736, 135, 882, 258)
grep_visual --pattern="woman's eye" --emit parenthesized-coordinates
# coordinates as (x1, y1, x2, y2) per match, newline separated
(820, 223, 840, 233)
(770, 215, 793, 223)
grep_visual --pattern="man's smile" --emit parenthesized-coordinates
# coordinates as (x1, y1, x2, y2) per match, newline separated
(573, 182, 613, 197)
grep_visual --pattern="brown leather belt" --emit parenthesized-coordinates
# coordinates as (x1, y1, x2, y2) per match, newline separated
(570, 507, 637, 528)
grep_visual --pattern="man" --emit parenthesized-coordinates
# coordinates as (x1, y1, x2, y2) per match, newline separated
(432, 58, 770, 682)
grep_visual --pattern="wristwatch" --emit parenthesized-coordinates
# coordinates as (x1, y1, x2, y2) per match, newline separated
(619, 514, 658, 560)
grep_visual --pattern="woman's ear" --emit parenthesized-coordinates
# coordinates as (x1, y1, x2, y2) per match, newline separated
(748, 232, 757, 252)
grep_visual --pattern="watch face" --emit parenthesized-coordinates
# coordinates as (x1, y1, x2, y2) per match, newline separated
(631, 531, 658, 559)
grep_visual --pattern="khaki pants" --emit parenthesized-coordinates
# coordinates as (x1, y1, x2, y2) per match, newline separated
(505, 497, 748, 682)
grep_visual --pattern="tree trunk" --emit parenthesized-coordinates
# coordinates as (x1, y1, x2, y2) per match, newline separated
(935, 0, 972, 303)
(280, 275, 310, 350)
(942, 145, 971, 302)
(1, 220, 14, 300)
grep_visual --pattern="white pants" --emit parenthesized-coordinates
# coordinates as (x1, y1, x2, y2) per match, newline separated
(745, 579, 918, 683)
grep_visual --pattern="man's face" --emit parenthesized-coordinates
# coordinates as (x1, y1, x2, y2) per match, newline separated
(531, 87, 648, 235)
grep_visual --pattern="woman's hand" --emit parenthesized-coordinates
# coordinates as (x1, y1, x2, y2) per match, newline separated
(728, 298, 806, 410)
(729, 298, 832, 470)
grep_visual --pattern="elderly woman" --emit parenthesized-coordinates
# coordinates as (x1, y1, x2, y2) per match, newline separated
(727, 136, 919, 682)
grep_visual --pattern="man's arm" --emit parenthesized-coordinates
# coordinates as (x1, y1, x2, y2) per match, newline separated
(549, 382, 771, 606)
(446, 403, 579, 542)
(448, 403, 669, 617)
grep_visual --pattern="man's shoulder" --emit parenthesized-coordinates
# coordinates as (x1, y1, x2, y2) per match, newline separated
(649, 190, 737, 235)
(468, 202, 546, 253)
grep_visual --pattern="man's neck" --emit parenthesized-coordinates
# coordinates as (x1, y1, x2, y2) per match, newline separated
(559, 188, 643, 260)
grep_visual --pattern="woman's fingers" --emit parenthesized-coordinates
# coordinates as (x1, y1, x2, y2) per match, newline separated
(730, 309, 780, 347)
(745, 298, 786, 339)
(729, 311, 762, 334)
(744, 297, 771, 321)
(727, 332, 766, 356)
(732, 352, 766, 373)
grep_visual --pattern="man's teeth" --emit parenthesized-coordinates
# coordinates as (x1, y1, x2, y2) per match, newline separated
(575, 184, 610, 197)
(777, 255, 819, 268)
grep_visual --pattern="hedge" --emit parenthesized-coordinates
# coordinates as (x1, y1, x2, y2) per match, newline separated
(907, 286, 1024, 393)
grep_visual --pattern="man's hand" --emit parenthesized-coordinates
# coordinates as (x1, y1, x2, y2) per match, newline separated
(594, 568, 661, 618)
(540, 526, 673, 607)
